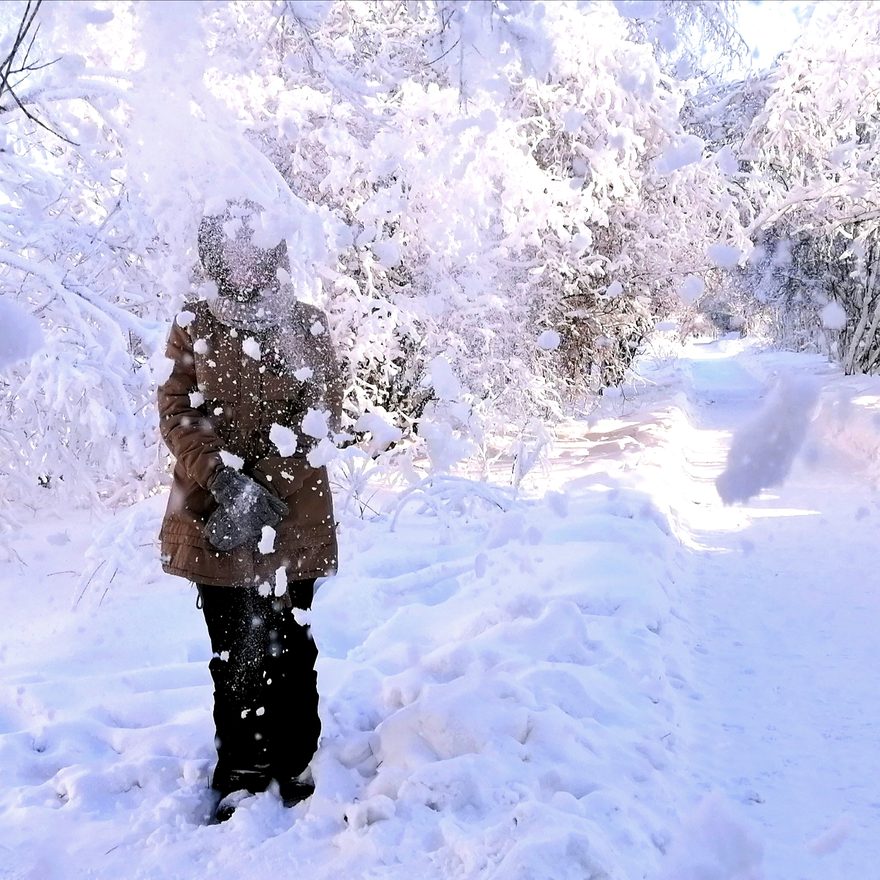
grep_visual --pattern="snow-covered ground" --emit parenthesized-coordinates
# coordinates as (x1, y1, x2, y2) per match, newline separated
(663, 341, 880, 879)
(2, 335, 879, 879)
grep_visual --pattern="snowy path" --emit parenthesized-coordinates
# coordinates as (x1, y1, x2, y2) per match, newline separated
(671, 340, 880, 878)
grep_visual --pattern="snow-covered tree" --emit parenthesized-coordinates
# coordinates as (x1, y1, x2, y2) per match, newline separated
(0, 0, 750, 534)
(221, 1, 748, 439)
(700, 1, 880, 372)
(0, 1, 169, 519)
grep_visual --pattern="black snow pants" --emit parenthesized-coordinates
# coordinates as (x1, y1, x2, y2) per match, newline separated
(196, 579, 320, 796)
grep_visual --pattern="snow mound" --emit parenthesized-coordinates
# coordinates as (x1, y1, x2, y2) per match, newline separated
(314, 466, 688, 879)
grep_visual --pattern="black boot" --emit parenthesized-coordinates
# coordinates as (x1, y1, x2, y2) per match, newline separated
(278, 778, 315, 808)
(212, 787, 255, 824)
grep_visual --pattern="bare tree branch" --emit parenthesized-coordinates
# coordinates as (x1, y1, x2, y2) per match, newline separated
(0, 0, 78, 146)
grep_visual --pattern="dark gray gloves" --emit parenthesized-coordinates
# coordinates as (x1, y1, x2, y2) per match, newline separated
(205, 466, 289, 552)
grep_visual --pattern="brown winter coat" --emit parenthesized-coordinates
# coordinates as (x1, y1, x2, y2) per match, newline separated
(157, 299, 343, 588)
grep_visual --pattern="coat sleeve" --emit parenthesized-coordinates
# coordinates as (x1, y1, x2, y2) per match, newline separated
(157, 318, 224, 490)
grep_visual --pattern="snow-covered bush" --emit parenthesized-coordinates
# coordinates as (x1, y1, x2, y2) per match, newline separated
(616, 0, 747, 80)
(241, 1, 749, 422)
(701, 2, 880, 372)
(1, 0, 749, 522)
(0, 2, 170, 511)
(0, 1, 340, 515)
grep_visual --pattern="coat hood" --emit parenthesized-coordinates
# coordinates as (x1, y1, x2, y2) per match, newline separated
(198, 200, 290, 301)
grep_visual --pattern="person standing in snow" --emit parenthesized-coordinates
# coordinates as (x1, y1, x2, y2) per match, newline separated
(156, 200, 344, 823)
